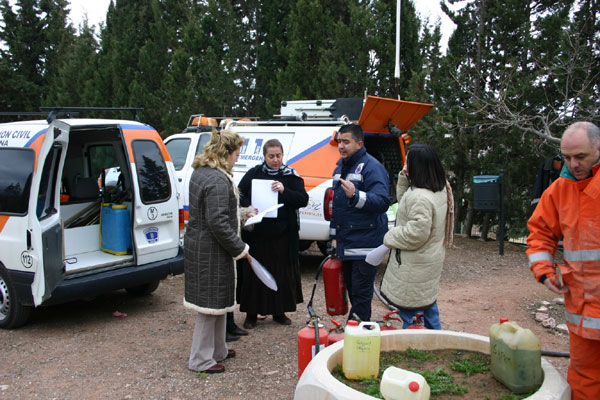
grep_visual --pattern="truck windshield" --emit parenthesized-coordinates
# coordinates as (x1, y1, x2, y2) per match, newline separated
(165, 138, 191, 171)
(0, 149, 35, 215)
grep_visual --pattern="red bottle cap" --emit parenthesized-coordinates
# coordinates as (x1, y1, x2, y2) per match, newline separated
(347, 320, 358, 326)
(408, 381, 420, 392)
(500, 318, 509, 323)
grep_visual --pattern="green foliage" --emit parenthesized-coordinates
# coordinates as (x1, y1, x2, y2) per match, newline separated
(451, 350, 490, 377)
(417, 367, 469, 395)
(2, 0, 598, 229)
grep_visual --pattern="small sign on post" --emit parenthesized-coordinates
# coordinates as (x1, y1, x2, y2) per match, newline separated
(473, 171, 505, 255)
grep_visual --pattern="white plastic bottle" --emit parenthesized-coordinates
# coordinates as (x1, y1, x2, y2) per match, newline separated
(380, 366, 430, 400)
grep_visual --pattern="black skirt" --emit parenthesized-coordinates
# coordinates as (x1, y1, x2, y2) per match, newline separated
(237, 228, 304, 315)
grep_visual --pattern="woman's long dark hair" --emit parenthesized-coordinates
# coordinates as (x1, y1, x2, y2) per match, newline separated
(406, 144, 446, 192)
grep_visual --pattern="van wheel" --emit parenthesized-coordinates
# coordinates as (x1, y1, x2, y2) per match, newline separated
(0, 267, 32, 329)
(125, 280, 160, 296)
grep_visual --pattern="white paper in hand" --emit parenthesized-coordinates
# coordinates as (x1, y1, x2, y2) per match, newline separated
(249, 256, 278, 291)
(244, 203, 284, 226)
(251, 179, 279, 218)
(365, 244, 390, 266)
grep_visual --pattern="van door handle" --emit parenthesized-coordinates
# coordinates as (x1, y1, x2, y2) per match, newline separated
(27, 229, 32, 250)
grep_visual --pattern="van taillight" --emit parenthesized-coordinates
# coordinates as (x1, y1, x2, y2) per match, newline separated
(179, 209, 185, 231)
(324, 188, 334, 221)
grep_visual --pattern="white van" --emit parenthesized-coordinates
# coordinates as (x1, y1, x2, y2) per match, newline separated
(0, 112, 183, 328)
(164, 96, 432, 253)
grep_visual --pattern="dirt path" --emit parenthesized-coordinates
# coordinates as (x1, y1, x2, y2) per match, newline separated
(0, 236, 569, 399)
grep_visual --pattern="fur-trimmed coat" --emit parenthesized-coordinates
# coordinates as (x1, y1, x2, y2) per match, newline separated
(381, 174, 448, 310)
(184, 166, 249, 315)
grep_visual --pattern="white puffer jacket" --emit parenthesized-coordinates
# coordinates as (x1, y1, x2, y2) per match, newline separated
(381, 174, 448, 309)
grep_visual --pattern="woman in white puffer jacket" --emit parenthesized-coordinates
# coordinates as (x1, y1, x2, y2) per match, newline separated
(380, 144, 453, 329)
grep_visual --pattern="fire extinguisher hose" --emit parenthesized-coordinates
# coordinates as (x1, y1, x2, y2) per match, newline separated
(306, 256, 330, 319)
(313, 319, 321, 356)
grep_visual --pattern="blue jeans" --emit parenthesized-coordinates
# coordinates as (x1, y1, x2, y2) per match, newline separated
(342, 259, 377, 322)
(398, 303, 441, 330)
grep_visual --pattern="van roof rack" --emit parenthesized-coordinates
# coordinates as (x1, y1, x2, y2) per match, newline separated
(39, 107, 144, 123)
(0, 111, 80, 121)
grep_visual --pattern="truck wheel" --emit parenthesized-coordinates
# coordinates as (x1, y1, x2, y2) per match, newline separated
(125, 280, 160, 296)
(0, 267, 32, 329)
(299, 240, 313, 252)
(317, 241, 329, 256)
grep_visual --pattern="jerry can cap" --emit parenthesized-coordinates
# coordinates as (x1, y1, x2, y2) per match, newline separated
(347, 320, 358, 326)
(409, 381, 420, 392)
(500, 318, 509, 323)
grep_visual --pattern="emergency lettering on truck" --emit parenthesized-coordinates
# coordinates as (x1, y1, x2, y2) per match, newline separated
(165, 96, 432, 254)
(0, 109, 184, 329)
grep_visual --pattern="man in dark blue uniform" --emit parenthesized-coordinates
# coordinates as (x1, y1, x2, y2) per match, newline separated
(330, 124, 390, 322)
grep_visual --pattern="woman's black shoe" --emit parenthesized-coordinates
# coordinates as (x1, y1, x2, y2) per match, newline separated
(243, 314, 257, 329)
(229, 326, 248, 336)
(273, 314, 292, 325)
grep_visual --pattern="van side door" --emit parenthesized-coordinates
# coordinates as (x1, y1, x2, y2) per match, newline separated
(122, 126, 180, 265)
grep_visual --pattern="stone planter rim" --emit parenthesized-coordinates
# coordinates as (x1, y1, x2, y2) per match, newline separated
(294, 329, 570, 400)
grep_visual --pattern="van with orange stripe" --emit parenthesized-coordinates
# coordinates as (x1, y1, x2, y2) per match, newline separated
(164, 96, 432, 253)
(0, 110, 183, 328)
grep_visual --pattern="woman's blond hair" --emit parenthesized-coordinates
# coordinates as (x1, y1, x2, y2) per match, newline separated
(192, 129, 245, 174)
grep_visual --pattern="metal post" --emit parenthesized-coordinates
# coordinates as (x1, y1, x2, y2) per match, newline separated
(499, 169, 505, 256)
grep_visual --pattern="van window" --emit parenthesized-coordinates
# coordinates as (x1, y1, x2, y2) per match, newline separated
(0, 149, 35, 215)
(132, 140, 171, 203)
(37, 145, 62, 219)
(165, 138, 191, 171)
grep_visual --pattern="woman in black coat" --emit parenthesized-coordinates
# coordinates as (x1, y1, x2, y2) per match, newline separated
(238, 139, 309, 328)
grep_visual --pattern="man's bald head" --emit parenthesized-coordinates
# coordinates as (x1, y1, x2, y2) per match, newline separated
(561, 121, 600, 180)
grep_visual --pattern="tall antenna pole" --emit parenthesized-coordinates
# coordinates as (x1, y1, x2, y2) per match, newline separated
(394, 0, 401, 99)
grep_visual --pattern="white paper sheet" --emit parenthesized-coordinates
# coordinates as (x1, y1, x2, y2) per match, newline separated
(365, 244, 390, 266)
(244, 203, 284, 226)
(251, 179, 279, 218)
(249, 256, 278, 291)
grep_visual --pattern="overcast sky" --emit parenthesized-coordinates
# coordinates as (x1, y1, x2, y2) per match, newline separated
(68, 0, 460, 51)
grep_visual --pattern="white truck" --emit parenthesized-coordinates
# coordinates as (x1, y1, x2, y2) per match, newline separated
(164, 96, 432, 253)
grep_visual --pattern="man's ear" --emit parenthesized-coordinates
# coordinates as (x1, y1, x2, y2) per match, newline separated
(357, 140, 364, 149)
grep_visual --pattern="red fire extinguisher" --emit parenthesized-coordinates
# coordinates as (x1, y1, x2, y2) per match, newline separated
(297, 320, 329, 379)
(406, 312, 427, 329)
(380, 310, 401, 331)
(322, 255, 348, 316)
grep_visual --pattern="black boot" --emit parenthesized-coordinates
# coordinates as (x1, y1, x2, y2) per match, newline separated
(227, 312, 248, 336)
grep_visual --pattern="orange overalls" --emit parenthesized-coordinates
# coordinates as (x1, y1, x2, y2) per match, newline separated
(527, 163, 600, 399)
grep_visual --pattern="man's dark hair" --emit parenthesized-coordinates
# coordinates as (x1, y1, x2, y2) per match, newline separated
(406, 144, 446, 192)
(338, 124, 364, 143)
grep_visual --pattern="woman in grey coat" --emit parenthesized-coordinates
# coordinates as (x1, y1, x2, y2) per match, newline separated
(380, 144, 454, 329)
(184, 129, 252, 374)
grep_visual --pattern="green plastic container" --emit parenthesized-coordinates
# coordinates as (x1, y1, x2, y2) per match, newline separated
(489, 318, 543, 394)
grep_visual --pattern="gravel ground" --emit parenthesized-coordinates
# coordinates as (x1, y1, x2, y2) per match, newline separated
(0, 236, 569, 399)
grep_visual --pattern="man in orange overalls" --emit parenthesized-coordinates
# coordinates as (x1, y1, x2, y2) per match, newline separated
(527, 121, 600, 399)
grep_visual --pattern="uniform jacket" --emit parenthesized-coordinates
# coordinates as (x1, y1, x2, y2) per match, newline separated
(183, 166, 249, 315)
(527, 163, 600, 340)
(330, 146, 390, 260)
(380, 174, 448, 309)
